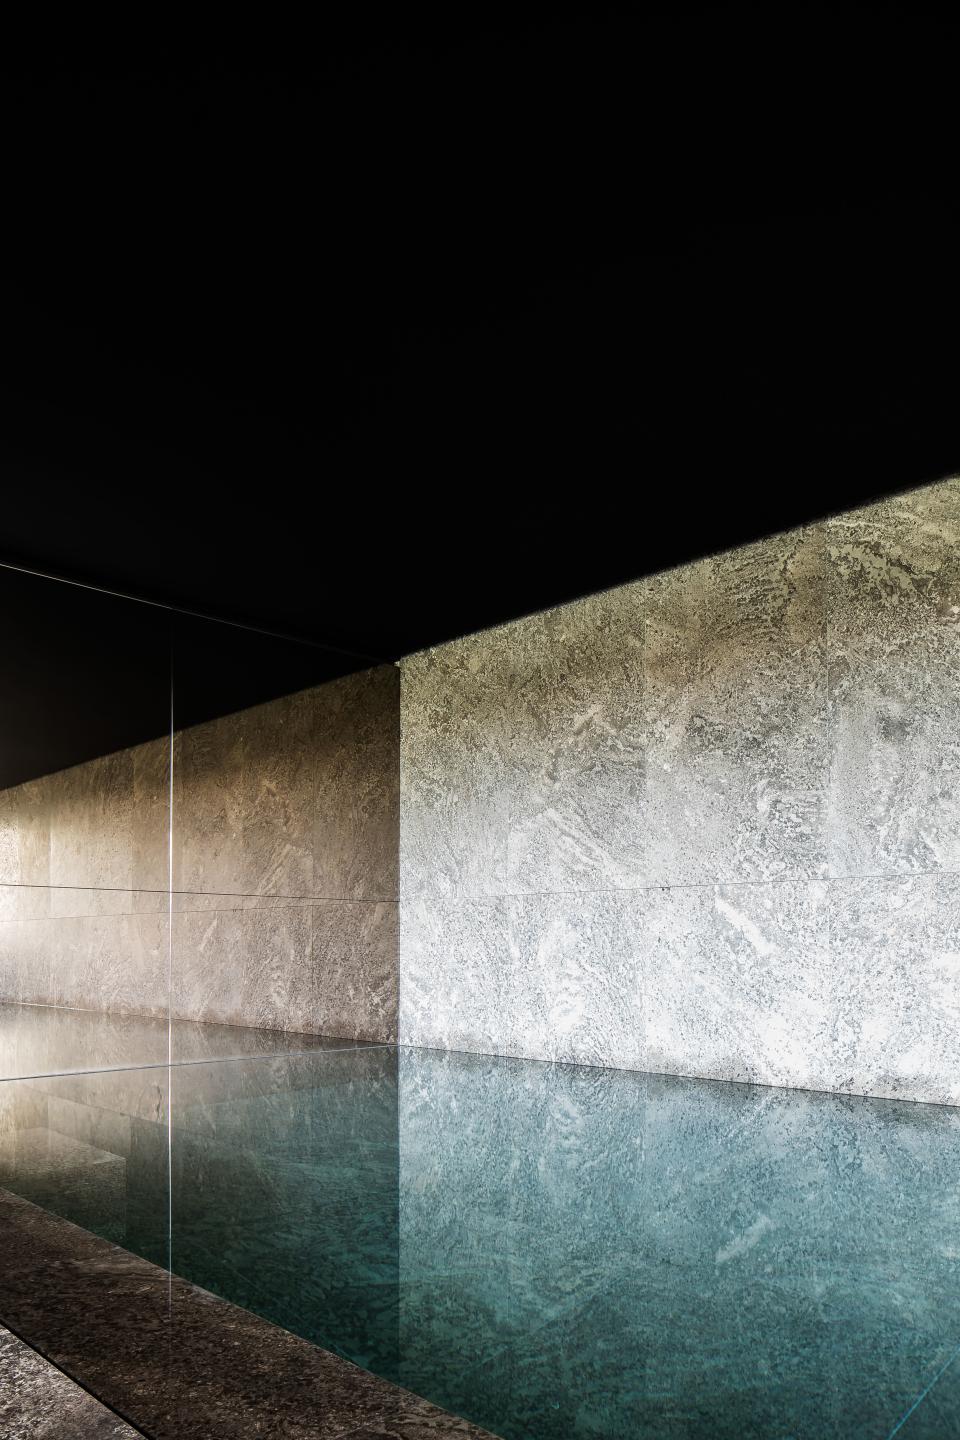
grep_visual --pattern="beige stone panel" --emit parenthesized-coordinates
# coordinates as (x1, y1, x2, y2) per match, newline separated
(313, 665, 399, 901)
(172, 688, 315, 898)
(311, 899, 398, 1042)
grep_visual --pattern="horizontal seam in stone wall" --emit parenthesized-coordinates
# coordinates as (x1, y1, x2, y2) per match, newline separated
(0, 884, 399, 904)
(0, 913, 165, 925)
(170, 898, 400, 910)
(398, 864, 960, 904)
(0, 907, 400, 925)
(0, 905, 399, 924)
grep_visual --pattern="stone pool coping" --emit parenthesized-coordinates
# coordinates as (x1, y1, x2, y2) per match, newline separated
(0, 1187, 499, 1440)
(1, 1321, 144, 1437)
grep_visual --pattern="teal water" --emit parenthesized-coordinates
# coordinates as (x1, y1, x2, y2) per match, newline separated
(1, 1045, 960, 1439)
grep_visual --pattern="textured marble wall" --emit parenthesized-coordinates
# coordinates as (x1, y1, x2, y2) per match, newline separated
(400, 478, 960, 1104)
(0, 738, 171, 1040)
(0, 663, 399, 1046)
(169, 664, 399, 1043)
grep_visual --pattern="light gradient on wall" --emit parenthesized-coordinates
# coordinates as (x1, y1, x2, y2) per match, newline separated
(171, 663, 399, 1043)
(0, 664, 400, 1046)
(0, 742, 170, 1026)
(399, 479, 960, 1105)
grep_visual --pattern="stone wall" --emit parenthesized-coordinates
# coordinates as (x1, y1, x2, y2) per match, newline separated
(399, 480, 960, 1104)
(0, 664, 399, 1048)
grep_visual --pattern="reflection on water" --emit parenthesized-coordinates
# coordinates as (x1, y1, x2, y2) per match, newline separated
(0, 999, 363, 1080)
(1, 1045, 960, 1438)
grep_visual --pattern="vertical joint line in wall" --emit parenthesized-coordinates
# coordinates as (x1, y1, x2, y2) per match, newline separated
(168, 652, 173, 1069)
(167, 641, 174, 1291)
(396, 659, 402, 1041)
(822, 519, 833, 997)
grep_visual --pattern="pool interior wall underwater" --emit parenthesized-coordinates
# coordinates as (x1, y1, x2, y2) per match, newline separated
(0, 477, 958, 1101)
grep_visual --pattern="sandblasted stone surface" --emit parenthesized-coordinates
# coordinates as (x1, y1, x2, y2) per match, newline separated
(400, 479, 960, 1102)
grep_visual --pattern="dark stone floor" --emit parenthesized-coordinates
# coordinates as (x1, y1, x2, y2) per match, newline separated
(0, 1323, 143, 1438)
(0, 1188, 496, 1440)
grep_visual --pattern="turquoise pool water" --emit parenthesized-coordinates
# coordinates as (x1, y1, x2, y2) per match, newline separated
(1, 1045, 959, 1439)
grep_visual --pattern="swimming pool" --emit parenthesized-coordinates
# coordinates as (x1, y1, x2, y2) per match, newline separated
(1, 1043, 958, 1439)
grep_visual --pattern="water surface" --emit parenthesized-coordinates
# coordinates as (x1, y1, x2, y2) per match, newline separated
(1, 1044, 958, 1439)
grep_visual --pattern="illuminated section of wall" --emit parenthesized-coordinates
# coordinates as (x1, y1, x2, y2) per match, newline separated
(399, 479, 960, 1105)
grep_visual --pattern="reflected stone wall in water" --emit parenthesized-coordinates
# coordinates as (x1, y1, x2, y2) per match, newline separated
(3, 1046, 960, 1439)
(397, 1048, 960, 1440)
(0, 1047, 402, 1375)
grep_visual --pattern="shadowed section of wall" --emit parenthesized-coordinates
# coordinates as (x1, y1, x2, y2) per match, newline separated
(170, 663, 399, 1043)
(0, 664, 399, 1046)
(399, 479, 960, 1105)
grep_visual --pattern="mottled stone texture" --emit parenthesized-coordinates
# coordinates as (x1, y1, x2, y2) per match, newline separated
(171, 666, 400, 904)
(0, 1324, 143, 1438)
(0, 743, 170, 899)
(400, 478, 960, 1104)
(0, 664, 399, 1049)
(170, 664, 399, 1044)
(171, 898, 398, 1042)
(0, 737, 172, 1059)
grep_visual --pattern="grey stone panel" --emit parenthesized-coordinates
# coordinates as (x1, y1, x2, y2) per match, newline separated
(399, 480, 960, 1103)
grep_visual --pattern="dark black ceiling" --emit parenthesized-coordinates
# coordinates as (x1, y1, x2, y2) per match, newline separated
(1, 2, 958, 665)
